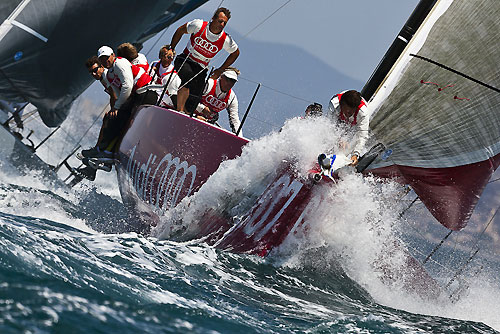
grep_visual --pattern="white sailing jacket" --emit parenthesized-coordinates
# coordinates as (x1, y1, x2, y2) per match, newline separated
(328, 90, 370, 156)
(149, 61, 181, 96)
(106, 57, 151, 109)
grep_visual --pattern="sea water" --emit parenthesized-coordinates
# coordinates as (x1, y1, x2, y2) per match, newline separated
(1, 114, 499, 333)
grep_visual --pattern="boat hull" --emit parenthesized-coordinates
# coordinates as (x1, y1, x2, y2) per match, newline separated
(116, 105, 248, 233)
(115, 105, 324, 255)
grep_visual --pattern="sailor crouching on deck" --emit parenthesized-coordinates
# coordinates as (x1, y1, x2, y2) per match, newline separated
(328, 90, 370, 166)
(149, 45, 181, 109)
(169, 7, 240, 115)
(195, 68, 242, 136)
(72, 56, 118, 181)
(77, 46, 156, 179)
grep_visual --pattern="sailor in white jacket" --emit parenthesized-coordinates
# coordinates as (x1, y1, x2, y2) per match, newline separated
(328, 90, 370, 165)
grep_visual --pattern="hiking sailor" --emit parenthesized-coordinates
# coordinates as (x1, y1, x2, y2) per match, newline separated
(85, 56, 117, 108)
(77, 46, 156, 180)
(149, 45, 181, 109)
(195, 67, 241, 135)
(73, 56, 119, 181)
(116, 42, 149, 73)
(169, 7, 240, 115)
(328, 90, 370, 166)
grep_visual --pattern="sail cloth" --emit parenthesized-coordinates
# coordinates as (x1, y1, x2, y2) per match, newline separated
(365, 0, 500, 230)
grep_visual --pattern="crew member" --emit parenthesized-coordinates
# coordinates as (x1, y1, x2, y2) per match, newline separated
(169, 7, 240, 114)
(149, 45, 181, 108)
(80, 46, 155, 162)
(304, 103, 323, 118)
(116, 42, 149, 72)
(73, 56, 119, 181)
(85, 56, 117, 108)
(328, 90, 370, 165)
(194, 67, 241, 135)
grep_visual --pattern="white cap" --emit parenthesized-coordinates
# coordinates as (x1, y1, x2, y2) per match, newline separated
(97, 46, 113, 58)
(222, 69, 238, 81)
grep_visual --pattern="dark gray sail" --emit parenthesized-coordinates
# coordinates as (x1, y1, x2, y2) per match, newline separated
(0, 0, 207, 127)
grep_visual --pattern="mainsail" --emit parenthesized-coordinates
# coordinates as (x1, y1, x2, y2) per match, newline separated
(363, 0, 500, 230)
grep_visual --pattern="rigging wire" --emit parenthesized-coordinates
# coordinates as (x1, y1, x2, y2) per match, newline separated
(238, 76, 313, 104)
(143, 27, 170, 59)
(488, 177, 500, 184)
(243, 0, 293, 38)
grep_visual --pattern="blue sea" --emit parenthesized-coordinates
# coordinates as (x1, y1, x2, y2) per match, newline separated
(1, 114, 499, 334)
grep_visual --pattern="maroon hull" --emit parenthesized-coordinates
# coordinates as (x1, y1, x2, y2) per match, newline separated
(198, 166, 324, 256)
(116, 105, 328, 254)
(114, 105, 441, 296)
(116, 105, 248, 232)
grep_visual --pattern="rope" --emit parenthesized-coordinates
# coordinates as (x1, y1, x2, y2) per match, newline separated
(243, 0, 293, 38)
(71, 103, 109, 149)
(144, 28, 170, 59)
(488, 177, 500, 184)
(238, 76, 313, 104)
(473, 205, 499, 248)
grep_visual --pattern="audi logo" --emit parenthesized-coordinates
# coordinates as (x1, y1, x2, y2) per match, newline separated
(194, 37, 219, 53)
(205, 95, 227, 110)
(126, 146, 197, 210)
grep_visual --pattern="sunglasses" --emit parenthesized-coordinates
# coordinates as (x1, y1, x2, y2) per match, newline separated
(89, 66, 100, 74)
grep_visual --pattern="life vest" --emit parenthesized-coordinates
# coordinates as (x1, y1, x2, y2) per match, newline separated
(337, 93, 366, 126)
(107, 57, 152, 92)
(153, 62, 175, 85)
(134, 63, 149, 73)
(201, 79, 231, 113)
(183, 21, 226, 67)
(132, 53, 149, 73)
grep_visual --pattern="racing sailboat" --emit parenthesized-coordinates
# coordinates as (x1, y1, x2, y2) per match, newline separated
(115, 0, 499, 259)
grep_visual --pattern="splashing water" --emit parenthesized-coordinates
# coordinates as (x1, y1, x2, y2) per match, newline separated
(0, 114, 499, 333)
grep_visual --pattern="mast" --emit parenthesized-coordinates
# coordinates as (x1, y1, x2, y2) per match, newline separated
(361, 0, 437, 101)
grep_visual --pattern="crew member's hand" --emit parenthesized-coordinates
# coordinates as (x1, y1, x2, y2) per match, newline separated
(350, 154, 359, 166)
(202, 106, 211, 117)
(210, 68, 224, 79)
(107, 108, 118, 119)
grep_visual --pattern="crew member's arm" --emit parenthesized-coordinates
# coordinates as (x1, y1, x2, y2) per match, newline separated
(113, 60, 134, 111)
(170, 23, 188, 50)
(106, 86, 117, 109)
(351, 107, 370, 164)
(195, 80, 212, 116)
(328, 94, 341, 120)
(211, 49, 240, 79)
(226, 93, 241, 135)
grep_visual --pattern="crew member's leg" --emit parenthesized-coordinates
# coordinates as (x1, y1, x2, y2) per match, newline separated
(184, 67, 207, 115)
(173, 54, 195, 113)
(176, 88, 189, 112)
